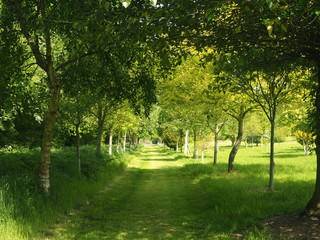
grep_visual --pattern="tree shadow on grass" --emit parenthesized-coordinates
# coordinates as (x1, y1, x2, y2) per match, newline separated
(45, 160, 315, 240)
(183, 162, 314, 235)
(46, 166, 214, 240)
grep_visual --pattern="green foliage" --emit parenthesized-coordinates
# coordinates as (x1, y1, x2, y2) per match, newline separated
(295, 130, 315, 147)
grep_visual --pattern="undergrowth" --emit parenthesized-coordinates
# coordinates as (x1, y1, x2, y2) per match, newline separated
(0, 144, 141, 240)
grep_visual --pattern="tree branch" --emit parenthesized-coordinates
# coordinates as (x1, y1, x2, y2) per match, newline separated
(12, 0, 47, 70)
(55, 51, 102, 71)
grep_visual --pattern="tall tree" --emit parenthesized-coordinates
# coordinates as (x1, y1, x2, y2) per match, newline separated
(2, 0, 181, 193)
(176, 0, 320, 213)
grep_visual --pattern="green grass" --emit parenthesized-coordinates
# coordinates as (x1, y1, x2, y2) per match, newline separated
(41, 143, 315, 240)
(178, 142, 315, 238)
(0, 142, 314, 239)
(0, 144, 141, 240)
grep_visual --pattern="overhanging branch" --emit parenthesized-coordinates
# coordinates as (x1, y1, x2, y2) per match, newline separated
(55, 51, 102, 71)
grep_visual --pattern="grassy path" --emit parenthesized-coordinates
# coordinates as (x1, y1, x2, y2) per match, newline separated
(47, 145, 213, 240)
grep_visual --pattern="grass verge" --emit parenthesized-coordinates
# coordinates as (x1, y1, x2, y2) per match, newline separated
(0, 144, 141, 240)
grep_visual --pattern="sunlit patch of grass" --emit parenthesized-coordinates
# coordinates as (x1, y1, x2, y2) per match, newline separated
(179, 142, 315, 238)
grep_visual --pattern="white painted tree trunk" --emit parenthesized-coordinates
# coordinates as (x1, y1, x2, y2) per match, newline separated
(184, 130, 189, 154)
(117, 130, 121, 152)
(201, 150, 204, 163)
(304, 143, 309, 155)
(123, 131, 127, 153)
(109, 129, 113, 155)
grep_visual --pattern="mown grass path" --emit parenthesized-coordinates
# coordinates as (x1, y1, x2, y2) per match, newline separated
(47, 145, 213, 240)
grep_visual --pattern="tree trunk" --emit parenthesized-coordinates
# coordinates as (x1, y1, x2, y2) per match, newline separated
(39, 67, 60, 195)
(123, 131, 127, 153)
(305, 65, 320, 214)
(228, 117, 244, 173)
(184, 130, 189, 154)
(96, 105, 104, 155)
(193, 129, 198, 159)
(304, 143, 309, 156)
(201, 149, 204, 162)
(176, 140, 179, 152)
(117, 130, 121, 152)
(75, 124, 81, 176)
(213, 124, 219, 166)
(109, 128, 113, 155)
(269, 120, 276, 191)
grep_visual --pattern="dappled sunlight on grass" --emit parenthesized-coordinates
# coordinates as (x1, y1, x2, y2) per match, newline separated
(45, 143, 316, 240)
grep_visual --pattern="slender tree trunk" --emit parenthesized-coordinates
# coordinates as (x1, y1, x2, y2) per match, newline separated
(96, 105, 104, 155)
(75, 124, 81, 176)
(304, 143, 309, 156)
(123, 131, 127, 153)
(39, 67, 60, 195)
(305, 65, 320, 213)
(117, 130, 121, 152)
(184, 130, 189, 154)
(176, 140, 179, 152)
(201, 149, 204, 162)
(228, 117, 244, 173)
(269, 119, 276, 191)
(109, 128, 113, 155)
(193, 129, 198, 159)
(213, 124, 219, 166)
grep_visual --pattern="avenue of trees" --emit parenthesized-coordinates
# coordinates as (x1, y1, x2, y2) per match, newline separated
(1, 0, 320, 215)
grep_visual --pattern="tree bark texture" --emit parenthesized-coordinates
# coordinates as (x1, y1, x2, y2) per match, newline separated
(306, 65, 320, 213)
(39, 67, 60, 195)
(228, 117, 244, 173)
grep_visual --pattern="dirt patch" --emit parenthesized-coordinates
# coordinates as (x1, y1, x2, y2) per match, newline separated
(265, 213, 320, 239)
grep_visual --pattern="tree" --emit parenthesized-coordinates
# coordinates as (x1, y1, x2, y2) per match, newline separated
(157, 51, 212, 157)
(206, 109, 228, 166)
(224, 95, 256, 173)
(194, 0, 320, 212)
(59, 94, 93, 175)
(295, 130, 315, 156)
(2, 0, 182, 193)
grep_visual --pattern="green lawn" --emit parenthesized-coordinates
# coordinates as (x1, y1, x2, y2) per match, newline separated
(181, 142, 315, 237)
(0, 142, 315, 239)
(44, 143, 315, 240)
